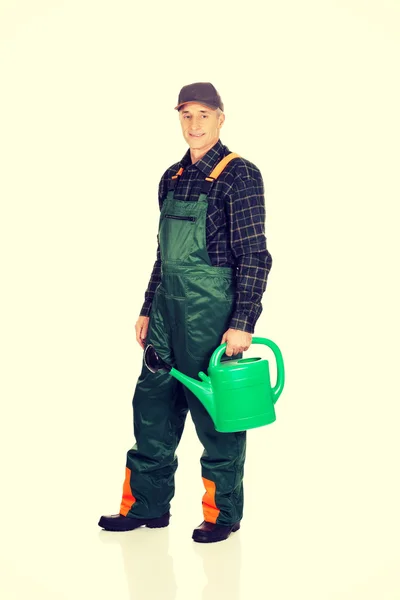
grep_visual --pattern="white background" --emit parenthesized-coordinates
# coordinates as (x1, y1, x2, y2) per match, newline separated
(1, 1, 399, 599)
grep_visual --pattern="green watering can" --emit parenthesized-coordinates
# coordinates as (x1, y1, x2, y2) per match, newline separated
(144, 337, 285, 433)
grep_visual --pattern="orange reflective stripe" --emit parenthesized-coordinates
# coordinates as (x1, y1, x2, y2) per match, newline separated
(119, 467, 136, 516)
(202, 477, 220, 524)
(208, 152, 240, 180)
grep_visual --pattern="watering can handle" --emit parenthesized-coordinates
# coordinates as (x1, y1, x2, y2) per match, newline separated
(209, 336, 285, 404)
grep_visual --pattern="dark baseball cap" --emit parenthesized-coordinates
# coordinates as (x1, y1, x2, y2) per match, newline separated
(174, 82, 224, 112)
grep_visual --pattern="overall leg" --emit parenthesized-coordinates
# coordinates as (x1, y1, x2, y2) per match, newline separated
(179, 353, 246, 526)
(172, 289, 247, 527)
(120, 289, 188, 519)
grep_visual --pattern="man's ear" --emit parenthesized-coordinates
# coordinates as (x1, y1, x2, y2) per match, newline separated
(218, 113, 226, 129)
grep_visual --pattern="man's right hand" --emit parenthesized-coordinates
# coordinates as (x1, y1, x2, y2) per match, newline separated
(135, 316, 150, 349)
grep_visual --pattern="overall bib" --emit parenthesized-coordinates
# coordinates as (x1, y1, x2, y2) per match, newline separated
(120, 153, 246, 526)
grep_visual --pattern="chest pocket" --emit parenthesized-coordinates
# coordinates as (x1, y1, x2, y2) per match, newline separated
(159, 209, 205, 263)
(164, 215, 197, 222)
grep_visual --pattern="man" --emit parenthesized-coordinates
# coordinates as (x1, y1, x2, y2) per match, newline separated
(99, 82, 273, 543)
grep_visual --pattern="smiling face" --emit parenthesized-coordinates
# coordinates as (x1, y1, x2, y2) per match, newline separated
(179, 102, 225, 158)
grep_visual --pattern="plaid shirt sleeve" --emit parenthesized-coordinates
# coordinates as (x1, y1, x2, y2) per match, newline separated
(139, 177, 165, 317)
(225, 170, 273, 333)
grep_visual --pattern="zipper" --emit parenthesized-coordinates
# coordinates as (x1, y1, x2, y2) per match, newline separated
(164, 214, 196, 222)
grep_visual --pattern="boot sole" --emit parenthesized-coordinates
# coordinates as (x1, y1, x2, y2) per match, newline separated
(98, 515, 170, 532)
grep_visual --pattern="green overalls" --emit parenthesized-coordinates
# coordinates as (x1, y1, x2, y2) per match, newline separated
(120, 153, 246, 526)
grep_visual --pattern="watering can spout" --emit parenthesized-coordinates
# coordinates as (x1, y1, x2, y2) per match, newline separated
(169, 368, 216, 423)
(143, 344, 216, 422)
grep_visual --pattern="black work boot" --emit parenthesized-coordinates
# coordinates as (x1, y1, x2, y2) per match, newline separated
(98, 511, 170, 532)
(192, 520, 240, 543)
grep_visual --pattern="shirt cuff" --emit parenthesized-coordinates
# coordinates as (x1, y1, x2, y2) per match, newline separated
(139, 303, 152, 317)
(228, 313, 255, 334)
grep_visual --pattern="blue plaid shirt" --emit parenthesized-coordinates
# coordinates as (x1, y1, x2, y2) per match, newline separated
(140, 139, 273, 333)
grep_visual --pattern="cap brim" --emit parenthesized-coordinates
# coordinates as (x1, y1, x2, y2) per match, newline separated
(174, 101, 218, 111)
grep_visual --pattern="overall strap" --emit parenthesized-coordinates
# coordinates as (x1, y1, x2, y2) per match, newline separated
(200, 152, 241, 196)
(166, 152, 241, 200)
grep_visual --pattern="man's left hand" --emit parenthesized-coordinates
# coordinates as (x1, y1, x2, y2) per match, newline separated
(220, 328, 252, 357)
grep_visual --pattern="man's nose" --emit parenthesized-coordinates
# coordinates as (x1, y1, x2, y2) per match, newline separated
(191, 117, 202, 131)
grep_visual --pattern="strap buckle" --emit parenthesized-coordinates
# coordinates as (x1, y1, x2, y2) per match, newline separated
(201, 176, 215, 195)
(168, 167, 184, 191)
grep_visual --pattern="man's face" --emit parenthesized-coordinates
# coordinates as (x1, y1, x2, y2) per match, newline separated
(179, 102, 225, 152)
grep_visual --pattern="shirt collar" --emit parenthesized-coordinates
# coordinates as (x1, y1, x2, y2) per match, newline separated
(179, 139, 228, 176)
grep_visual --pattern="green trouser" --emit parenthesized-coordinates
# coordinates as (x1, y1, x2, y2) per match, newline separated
(120, 158, 246, 526)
